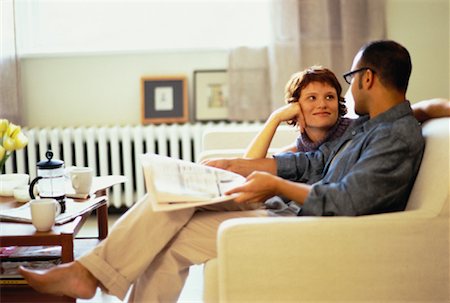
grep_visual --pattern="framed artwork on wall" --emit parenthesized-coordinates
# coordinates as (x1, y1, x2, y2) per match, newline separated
(194, 70, 228, 121)
(141, 76, 188, 124)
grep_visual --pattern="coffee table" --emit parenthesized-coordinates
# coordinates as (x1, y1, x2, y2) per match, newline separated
(0, 175, 126, 302)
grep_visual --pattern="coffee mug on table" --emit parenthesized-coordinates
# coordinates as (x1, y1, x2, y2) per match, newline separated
(70, 167, 94, 195)
(30, 198, 61, 232)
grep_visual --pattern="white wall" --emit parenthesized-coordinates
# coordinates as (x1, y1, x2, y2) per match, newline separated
(386, 0, 449, 102)
(20, 0, 449, 128)
(21, 50, 228, 127)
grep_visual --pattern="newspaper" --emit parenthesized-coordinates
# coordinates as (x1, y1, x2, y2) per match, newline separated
(141, 153, 245, 211)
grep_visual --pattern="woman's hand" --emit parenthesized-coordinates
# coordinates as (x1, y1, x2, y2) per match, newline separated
(271, 101, 306, 133)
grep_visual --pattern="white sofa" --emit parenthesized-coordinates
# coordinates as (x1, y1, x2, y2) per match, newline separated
(200, 124, 298, 160)
(199, 117, 449, 302)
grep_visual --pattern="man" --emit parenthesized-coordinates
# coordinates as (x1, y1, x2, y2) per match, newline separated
(216, 40, 425, 216)
(20, 40, 424, 302)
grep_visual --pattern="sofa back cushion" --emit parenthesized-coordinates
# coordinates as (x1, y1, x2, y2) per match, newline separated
(405, 118, 449, 215)
(202, 125, 297, 151)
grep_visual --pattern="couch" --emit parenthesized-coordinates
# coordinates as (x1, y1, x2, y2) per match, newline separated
(198, 117, 449, 302)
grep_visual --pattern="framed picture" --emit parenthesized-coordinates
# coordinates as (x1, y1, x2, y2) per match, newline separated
(141, 76, 188, 124)
(194, 70, 228, 121)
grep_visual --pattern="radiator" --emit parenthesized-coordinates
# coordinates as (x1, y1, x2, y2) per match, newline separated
(3, 122, 262, 208)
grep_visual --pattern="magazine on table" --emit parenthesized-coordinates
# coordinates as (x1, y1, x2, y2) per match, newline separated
(0, 246, 61, 261)
(0, 246, 62, 283)
(0, 259, 61, 283)
(141, 153, 245, 211)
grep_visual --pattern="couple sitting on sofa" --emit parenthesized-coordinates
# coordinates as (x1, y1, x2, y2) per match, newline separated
(20, 40, 449, 302)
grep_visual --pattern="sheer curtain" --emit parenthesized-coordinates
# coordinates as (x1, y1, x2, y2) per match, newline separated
(0, 0, 22, 124)
(228, 47, 272, 120)
(227, 0, 386, 121)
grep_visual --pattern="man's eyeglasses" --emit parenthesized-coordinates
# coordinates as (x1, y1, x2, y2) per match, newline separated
(342, 67, 375, 85)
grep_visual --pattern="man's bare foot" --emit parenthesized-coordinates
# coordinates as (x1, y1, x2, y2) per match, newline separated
(19, 261, 98, 299)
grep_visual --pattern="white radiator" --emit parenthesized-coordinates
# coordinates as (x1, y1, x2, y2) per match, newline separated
(3, 122, 262, 208)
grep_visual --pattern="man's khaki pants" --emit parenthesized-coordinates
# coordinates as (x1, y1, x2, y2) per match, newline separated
(78, 193, 268, 302)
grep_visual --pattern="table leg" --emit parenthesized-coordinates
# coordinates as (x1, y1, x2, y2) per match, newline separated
(60, 233, 74, 263)
(97, 203, 108, 240)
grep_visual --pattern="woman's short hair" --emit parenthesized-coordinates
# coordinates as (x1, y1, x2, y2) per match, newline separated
(284, 66, 347, 127)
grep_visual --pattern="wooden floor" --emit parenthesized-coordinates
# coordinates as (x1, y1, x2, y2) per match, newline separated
(76, 214, 204, 303)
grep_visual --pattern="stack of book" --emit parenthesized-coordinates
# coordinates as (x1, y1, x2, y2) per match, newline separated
(0, 246, 62, 285)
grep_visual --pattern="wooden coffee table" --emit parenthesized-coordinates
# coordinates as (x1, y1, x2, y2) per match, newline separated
(0, 175, 126, 302)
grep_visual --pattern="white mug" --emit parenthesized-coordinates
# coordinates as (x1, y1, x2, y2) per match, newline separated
(30, 199, 61, 232)
(70, 167, 94, 194)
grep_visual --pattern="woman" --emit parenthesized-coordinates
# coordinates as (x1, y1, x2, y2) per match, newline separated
(245, 66, 449, 158)
(245, 66, 351, 158)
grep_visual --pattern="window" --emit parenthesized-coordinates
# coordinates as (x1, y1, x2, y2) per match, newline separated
(15, 0, 271, 55)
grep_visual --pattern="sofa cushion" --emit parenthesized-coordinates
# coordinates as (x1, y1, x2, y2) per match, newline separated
(405, 117, 449, 215)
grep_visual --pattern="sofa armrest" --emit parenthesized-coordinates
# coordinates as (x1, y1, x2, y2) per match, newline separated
(216, 213, 449, 302)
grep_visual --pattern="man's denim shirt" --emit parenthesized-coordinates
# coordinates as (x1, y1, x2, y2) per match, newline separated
(274, 102, 425, 216)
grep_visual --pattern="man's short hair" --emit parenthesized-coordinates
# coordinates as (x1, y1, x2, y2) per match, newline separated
(358, 40, 412, 94)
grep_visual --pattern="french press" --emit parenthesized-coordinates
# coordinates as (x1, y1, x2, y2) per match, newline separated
(29, 150, 66, 213)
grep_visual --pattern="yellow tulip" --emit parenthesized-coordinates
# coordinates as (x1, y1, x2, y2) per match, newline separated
(13, 132, 28, 149)
(0, 119, 8, 132)
(2, 136, 15, 151)
(0, 145, 5, 160)
(7, 123, 21, 139)
(0, 119, 28, 172)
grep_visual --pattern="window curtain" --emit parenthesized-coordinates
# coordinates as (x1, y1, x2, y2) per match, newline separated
(227, 47, 272, 121)
(227, 0, 386, 121)
(0, 0, 22, 124)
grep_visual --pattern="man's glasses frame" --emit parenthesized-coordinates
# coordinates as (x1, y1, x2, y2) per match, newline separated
(343, 67, 375, 85)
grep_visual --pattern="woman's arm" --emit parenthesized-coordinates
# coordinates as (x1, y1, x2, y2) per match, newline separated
(244, 102, 302, 159)
(278, 144, 298, 154)
(203, 157, 278, 178)
(411, 98, 450, 123)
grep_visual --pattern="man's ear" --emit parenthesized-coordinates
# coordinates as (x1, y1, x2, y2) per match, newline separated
(364, 69, 376, 89)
